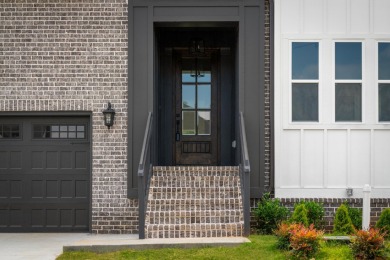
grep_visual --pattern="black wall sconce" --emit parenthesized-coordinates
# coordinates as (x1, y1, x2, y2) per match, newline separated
(189, 38, 205, 56)
(102, 102, 115, 129)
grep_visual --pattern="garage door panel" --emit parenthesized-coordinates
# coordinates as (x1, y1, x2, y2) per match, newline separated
(0, 116, 90, 232)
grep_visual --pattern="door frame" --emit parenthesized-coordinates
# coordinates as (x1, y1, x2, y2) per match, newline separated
(128, 0, 266, 198)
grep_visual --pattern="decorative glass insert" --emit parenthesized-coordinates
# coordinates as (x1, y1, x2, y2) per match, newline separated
(378, 43, 390, 80)
(379, 83, 390, 122)
(33, 125, 86, 139)
(197, 111, 211, 135)
(335, 42, 362, 80)
(335, 83, 362, 122)
(182, 111, 196, 135)
(292, 83, 319, 122)
(0, 124, 21, 139)
(292, 42, 319, 80)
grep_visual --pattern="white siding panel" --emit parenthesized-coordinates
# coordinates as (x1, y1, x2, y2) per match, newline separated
(302, 130, 324, 187)
(303, 0, 323, 34)
(350, 0, 370, 34)
(327, 130, 347, 187)
(280, 130, 301, 187)
(326, 0, 347, 34)
(281, 0, 300, 34)
(373, 131, 390, 188)
(373, 0, 390, 34)
(350, 130, 370, 187)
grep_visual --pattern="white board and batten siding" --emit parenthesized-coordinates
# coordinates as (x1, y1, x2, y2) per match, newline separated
(274, 0, 390, 198)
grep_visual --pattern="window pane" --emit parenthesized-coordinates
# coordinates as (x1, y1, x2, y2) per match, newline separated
(379, 43, 390, 80)
(182, 59, 196, 83)
(182, 111, 196, 135)
(335, 83, 362, 122)
(182, 85, 195, 109)
(197, 85, 211, 109)
(292, 83, 318, 121)
(0, 124, 21, 139)
(292, 42, 319, 80)
(379, 83, 390, 121)
(197, 58, 211, 83)
(335, 42, 362, 80)
(197, 111, 211, 135)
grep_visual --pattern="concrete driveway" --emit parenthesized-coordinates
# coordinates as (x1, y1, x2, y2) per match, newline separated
(0, 233, 90, 260)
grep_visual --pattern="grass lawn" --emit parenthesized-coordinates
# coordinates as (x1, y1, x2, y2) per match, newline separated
(57, 235, 358, 260)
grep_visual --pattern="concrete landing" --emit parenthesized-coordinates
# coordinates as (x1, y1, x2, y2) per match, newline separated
(63, 235, 251, 253)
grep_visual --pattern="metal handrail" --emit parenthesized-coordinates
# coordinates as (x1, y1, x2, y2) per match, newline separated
(239, 112, 251, 236)
(138, 112, 153, 239)
(138, 112, 153, 177)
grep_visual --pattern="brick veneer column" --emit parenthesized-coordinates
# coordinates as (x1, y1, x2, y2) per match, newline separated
(0, 0, 137, 234)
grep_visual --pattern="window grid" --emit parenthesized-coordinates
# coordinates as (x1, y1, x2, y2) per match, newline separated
(378, 42, 390, 122)
(33, 124, 86, 139)
(0, 124, 21, 139)
(290, 41, 320, 123)
(334, 41, 363, 123)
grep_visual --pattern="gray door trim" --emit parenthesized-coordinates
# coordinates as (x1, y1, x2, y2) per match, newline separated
(128, 0, 266, 198)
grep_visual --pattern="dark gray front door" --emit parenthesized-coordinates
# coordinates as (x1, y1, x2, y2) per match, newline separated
(174, 50, 219, 165)
(0, 116, 90, 232)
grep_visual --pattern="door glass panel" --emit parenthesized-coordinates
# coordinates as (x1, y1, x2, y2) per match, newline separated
(197, 85, 211, 109)
(197, 111, 211, 135)
(182, 59, 196, 83)
(197, 58, 211, 83)
(182, 111, 196, 135)
(182, 85, 195, 109)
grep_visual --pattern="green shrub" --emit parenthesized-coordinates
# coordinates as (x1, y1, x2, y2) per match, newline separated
(343, 202, 362, 230)
(295, 201, 325, 229)
(290, 204, 309, 227)
(376, 208, 390, 235)
(350, 228, 386, 259)
(289, 223, 324, 259)
(253, 193, 290, 234)
(333, 204, 355, 235)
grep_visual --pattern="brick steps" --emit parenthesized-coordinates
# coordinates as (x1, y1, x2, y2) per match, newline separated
(146, 223, 244, 239)
(145, 166, 244, 238)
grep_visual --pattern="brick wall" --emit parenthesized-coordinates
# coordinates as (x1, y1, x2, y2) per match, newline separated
(264, 0, 271, 192)
(251, 198, 390, 232)
(0, 0, 136, 234)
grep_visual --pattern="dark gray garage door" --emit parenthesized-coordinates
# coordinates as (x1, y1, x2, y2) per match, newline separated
(0, 116, 90, 232)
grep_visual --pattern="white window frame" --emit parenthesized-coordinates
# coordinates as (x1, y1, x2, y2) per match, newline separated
(289, 40, 322, 125)
(377, 41, 390, 124)
(332, 40, 365, 124)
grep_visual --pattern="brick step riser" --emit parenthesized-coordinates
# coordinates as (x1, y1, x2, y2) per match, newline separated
(147, 218, 243, 225)
(146, 223, 243, 239)
(153, 173, 239, 177)
(149, 179, 241, 185)
(147, 202, 243, 210)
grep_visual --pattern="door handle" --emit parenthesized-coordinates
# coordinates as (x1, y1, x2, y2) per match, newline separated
(176, 114, 180, 141)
